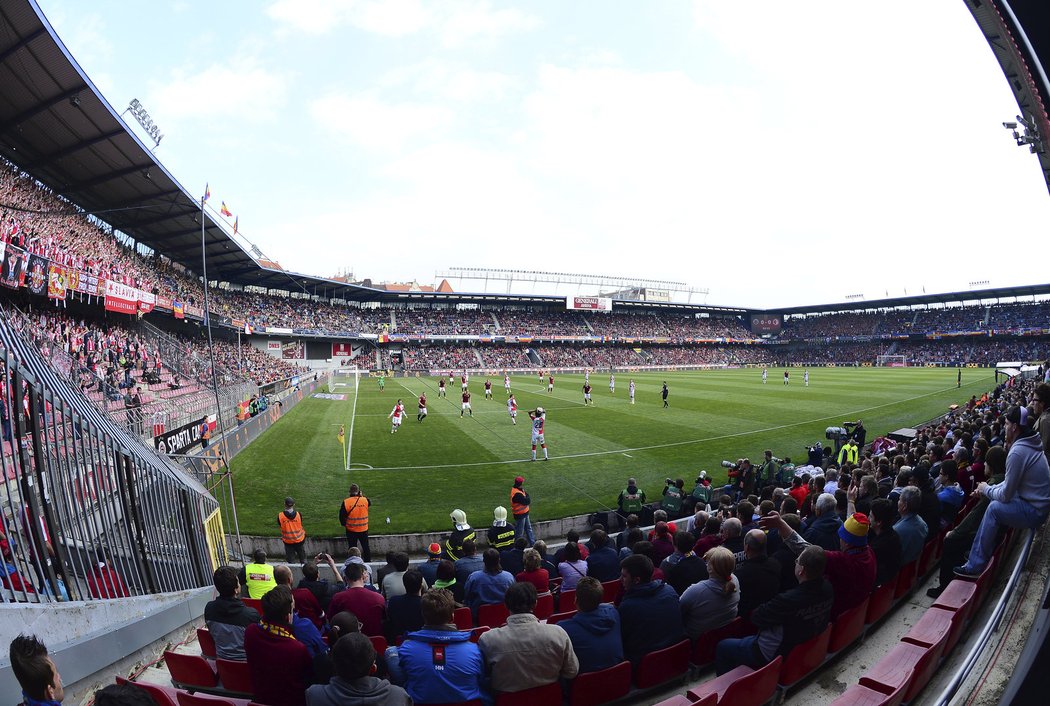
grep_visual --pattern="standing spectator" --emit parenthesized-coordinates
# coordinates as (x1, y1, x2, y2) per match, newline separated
(205, 566, 259, 661)
(339, 485, 371, 562)
(279, 497, 307, 564)
(9, 634, 65, 705)
(510, 476, 535, 544)
(680, 547, 739, 639)
(385, 588, 485, 703)
(244, 586, 313, 706)
(306, 632, 409, 706)
(478, 582, 579, 694)
(445, 509, 475, 561)
(618, 554, 685, 665)
(557, 577, 624, 673)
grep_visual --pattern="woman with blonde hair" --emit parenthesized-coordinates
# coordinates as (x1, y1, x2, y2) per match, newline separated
(679, 546, 739, 639)
(515, 548, 550, 594)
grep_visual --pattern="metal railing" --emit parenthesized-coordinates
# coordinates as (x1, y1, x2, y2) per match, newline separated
(0, 311, 220, 603)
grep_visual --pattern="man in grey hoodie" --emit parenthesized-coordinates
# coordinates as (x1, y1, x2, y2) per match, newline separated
(956, 405, 1050, 577)
(556, 577, 624, 673)
(305, 632, 410, 706)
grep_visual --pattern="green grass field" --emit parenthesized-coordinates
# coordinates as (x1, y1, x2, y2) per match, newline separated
(227, 367, 994, 536)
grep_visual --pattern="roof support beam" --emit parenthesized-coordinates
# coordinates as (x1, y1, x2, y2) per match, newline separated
(0, 27, 45, 64)
(0, 85, 87, 135)
(24, 128, 125, 168)
(60, 163, 152, 194)
(131, 207, 200, 229)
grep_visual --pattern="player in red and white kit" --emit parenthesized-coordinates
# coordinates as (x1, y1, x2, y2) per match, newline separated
(417, 393, 428, 422)
(547, 375, 554, 393)
(484, 379, 493, 399)
(438, 378, 446, 397)
(460, 389, 473, 417)
(388, 399, 405, 433)
(508, 394, 518, 424)
(583, 383, 593, 405)
(461, 373, 469, 391)
(529, 407, 548, 461)
(504, 373, 512, 395)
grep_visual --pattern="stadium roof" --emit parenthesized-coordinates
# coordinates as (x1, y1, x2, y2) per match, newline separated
(765, 282, 1050, 317)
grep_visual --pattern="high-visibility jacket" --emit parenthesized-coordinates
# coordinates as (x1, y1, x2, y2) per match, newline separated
(200, 423, 211, 440)
(838, 444, 858, 465)
(660, 486, 683, 513)
(620, 488, 644, 513)
(510, 487, 529, 516)
(279, 511, 305, 544)
(244, 562, 276, 599)
(343, 496, 369, 532)
(488, 524, 515, 550)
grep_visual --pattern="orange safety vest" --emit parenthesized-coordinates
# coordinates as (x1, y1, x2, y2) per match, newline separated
(236, 403, 247, 422)
(279, 511, 305, 544)
(511, 487, 529, 516)
(343, 495, 369, 532)
(200, 423, 211, 440)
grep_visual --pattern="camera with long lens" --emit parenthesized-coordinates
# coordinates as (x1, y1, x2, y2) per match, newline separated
(825, 426, 850, 442)
(721, 460, 738, 470)
(771, 456, 784, 464)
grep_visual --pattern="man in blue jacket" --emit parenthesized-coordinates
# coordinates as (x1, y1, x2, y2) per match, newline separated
(617, 554, 685, 665)
(557, 577, 624, 673)
(584, 529, 620, 582)
(385, 588, 486, 704)
(800, 493, 842, 550)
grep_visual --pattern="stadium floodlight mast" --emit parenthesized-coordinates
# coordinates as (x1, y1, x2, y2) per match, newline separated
(1002, 114, 1045, 154)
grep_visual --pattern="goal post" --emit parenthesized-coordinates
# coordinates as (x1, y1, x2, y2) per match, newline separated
(329, 367, 361, 394)
(876, 354, 907, 367)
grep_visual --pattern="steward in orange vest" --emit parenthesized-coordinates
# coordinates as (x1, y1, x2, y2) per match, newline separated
(278, 496, 306, 563)
(510, 475, 535, 544)
(339, 483, 372, 562)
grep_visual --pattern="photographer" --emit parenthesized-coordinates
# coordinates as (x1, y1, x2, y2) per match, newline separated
(759, 450, 782, 489)
(660, 478, 686, 518)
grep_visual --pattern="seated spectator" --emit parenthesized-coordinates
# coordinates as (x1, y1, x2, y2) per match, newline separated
(557, 577, 624, 673)
(385, 588, 485, 703)
(911, 464, 942, 543)
(720, 517, 745, 554)
(734, 529, 781, 621)
(9, 633, 64, 705)
(616, 514, 640, 550)
(93, 683, 154, 705)
(464, 548, 515, 614)
(416, 543, 444, 588)
(500, 537, 528, 577)
(533, 540, 558, 575)
(328, 562, 386, 637)
(955, 406, 1050, 578)
(515, 548, 550, 594)
(432, 559, 464, 604)
(867, 498, 902, 587)
(801, 493, 842, 550)
(478, 582, 579, 694)
(306, 632, 409, 706)
(558, 541, 589, 590)
(453, 539, 484, 586)
(312, 612, 361, 684)
(894, 486, 929, 565)
(714, 546, 833, 675)
(650, 521, 676, 566)
(692, 516, 724, 556)
(619, 528, 644, 560)
(274, 565, 327, 657)
(245, 586, 313, 706)
(585, 529, 620, 582)
(385, 570, 425, 642)
(298, 554, 345, 613)
(618, 554, 685, 665)
(204, 566, 259, 661)
(554, 530, 589, 563)
(937, 462, 966, 528)
(680, 547, 739, 640)
(666, 531, 707, 596)
(382, 552, 424, 599)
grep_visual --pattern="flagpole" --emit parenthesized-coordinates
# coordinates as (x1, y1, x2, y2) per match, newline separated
(201, 193, 244, 561)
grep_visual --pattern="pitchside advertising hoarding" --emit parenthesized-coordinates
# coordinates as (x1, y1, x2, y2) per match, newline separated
(566, 296, 612, 312)
(751, 314, 782, 335)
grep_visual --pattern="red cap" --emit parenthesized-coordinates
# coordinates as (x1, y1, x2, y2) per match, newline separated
(427, 543, 441, 555)
(514, 476, 525, 484)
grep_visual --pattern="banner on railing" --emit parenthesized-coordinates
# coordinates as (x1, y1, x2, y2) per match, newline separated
(26, 255, 48, 296)
(47, 264, 67, 300)
(1, 244, 27, 289)
(104, 279, 139, 315)
(154, 415, 208, 455)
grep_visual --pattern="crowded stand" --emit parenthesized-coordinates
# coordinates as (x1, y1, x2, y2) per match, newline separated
(395, 307, 493, 336)
(399, 344, 480, 371)
(494, 309, 591, 336)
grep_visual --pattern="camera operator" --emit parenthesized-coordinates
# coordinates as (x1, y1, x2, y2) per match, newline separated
(723, 458, 754, 501)
(845, 420, 866, 448)
(660, 478, 686, 518)
(759, 450, 782, 489)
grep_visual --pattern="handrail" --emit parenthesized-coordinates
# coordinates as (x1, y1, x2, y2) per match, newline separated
(932, 527, 1037, 706)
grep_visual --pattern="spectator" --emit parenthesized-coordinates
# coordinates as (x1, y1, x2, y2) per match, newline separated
(385, 569, 425, 644)
(478, 582, 578, 694)
(801, 493, 842, 550)
(557, 541, 589, 590)
(305, 632, 409, 706)
(666, 531, 707, 596)
(463, 548, 515, 615)
(867, 498, 903, 587)
(274, 565, 327, 657)
(557, 577, 624, 673)
(313, 612, 361, 684)
(416, 543, 444, 588)
(453, 539, 484, 587)
(298, 554, 344, 613)
(714, 546, 833, 675)
(911, 464, 942, 543)
(515, 548, 550, 594)
(385, 588, 485, 703)
(432, 559, 464, 604)
(650, 521, 676, 566)
(734, 529, 782, 621)
(9, 634, 64, 704)
(616, 514, 640, 550)
(86, 549, 130, 599)
(894, 487, 929, 565)
(680, 547, 739, 640)
(617, 554, 685, 665)
(204, 566, 259, 661)
(585, 529, 620, 582)
(328, 562, 386, 637)
(381, 552, 420, 599)
(937, 462, 966, 528)
(720, 517, 745, 554)
(244, 586, 313, 706)
(93, 684, 154, 706)
(500, 537, 528, 578)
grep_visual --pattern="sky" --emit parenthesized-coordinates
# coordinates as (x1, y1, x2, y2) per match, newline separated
(34, 0, 1050, 309)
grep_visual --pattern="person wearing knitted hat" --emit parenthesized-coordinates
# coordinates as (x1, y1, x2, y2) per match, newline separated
(760, 507, 876, 620)
(444, 509, 476, 562)
(954, 404, 1050, 578)
(416, 543, 443, 588)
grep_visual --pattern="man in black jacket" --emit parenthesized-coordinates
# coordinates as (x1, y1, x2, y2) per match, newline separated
(204, 566, 260, 661)
(715, 546, 833, 675)
(734, 529, 782, 621)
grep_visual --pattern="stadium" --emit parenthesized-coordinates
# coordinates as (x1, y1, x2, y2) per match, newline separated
(1, 1, 1049, 704)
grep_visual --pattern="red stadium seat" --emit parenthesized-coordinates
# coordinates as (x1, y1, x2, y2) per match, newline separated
(534, 592, 554, 620)
(494, 681, 563, 706)
(778, 624, 832, 690)
(827, 682, 907, 706)
(932, 579, 978, 622)
(828, 597, 869, 655)
(634, 639, 691, 689)
(569, 660, 632, 706)
(368, 635, 389, 653)
(164, 651, 218, 691)
(893, 561, 917, 600)
(653, 695, 717, 706)
(469, 626, 490, 643)
(865, 580, 896, 628)
(860, 632, 948, 704)
(546, 609, 577, 625)
(197, 628, 217, 659)
(115, 678, 180, 706)
(558, 589, 577, 613)
(241, 598, 262, 614)
(917, 541, 936, 577)
(477, 603, 510, 628)
(453, 606, 474, 629)
(900, 607, 953, 649)
(686, 655, 782, 706)
(176, 693, 247, 706)
(601, 579, 621, 604)
(689, 616, 756, 669)
(214, 659, 253, 696)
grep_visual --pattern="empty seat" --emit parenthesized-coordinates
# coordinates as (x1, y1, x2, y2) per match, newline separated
(827, 682, 907, 706)
(176, 693, 246, 706)
(828, 597, 869, 656)
(469, 626, 490, 643)
(164, 651, 218, 691)
(559, 589, 577, 613)
(546, 609, 577, 625)
(477, 603, 510, 628)
(494, 681, 563, 706)
(860, 633, 948, 704)
(893, 561, 917, 600)
(932, 579, 979, 627)
(214, 659, 253, 695)
(689, 616, 755, 669)
(865, 581, 896, 627)
(652, 695, 716, 706)
(534, 592, 555, 620)
(778, 624, 832, 691)
(686, 655, 782, 706)
(197, 628, 217, 659)
(569, 660, 632, 706)
(635, 639, 691, 689)
(900, 607, 953, 649)
(453, 606, 474, 630)
(601, 580, 621, 604)
(115, 678, 180, 706)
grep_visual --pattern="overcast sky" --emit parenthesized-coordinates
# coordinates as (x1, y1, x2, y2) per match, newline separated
(36, 0, 1050, 309)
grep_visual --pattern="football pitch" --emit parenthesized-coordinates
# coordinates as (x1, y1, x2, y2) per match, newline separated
(227, 367, 994, 536)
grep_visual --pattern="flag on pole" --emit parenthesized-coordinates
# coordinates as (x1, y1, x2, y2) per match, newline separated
(221, 201, 232, 217)
(203, 183, 211, 202)
(338, 424, 345, 447)
(233, 216, 239, 235)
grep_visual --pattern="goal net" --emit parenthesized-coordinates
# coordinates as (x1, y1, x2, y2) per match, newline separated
(329, 368, 361, 394)
(876, 355, 907, 367)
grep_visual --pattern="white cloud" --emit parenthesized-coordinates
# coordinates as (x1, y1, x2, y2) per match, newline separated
(309, 93, 455, 151)
(378, 59, 515, 102)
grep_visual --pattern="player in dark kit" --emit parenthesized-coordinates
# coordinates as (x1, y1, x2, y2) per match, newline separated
(417, 393, 427, 422)
(583, 383, 593, 405)
(461, 389, 473, 417)
(438, 378, 446, 397)
(485, 379, 493, 399)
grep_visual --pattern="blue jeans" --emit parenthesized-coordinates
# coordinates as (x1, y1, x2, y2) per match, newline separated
(966, 498, 1048, 570)
(515, 514, 535, 544)
(715, 635, 767, 675)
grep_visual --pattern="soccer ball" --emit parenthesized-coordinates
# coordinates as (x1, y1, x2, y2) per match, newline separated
(536, 407, 545, 415)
